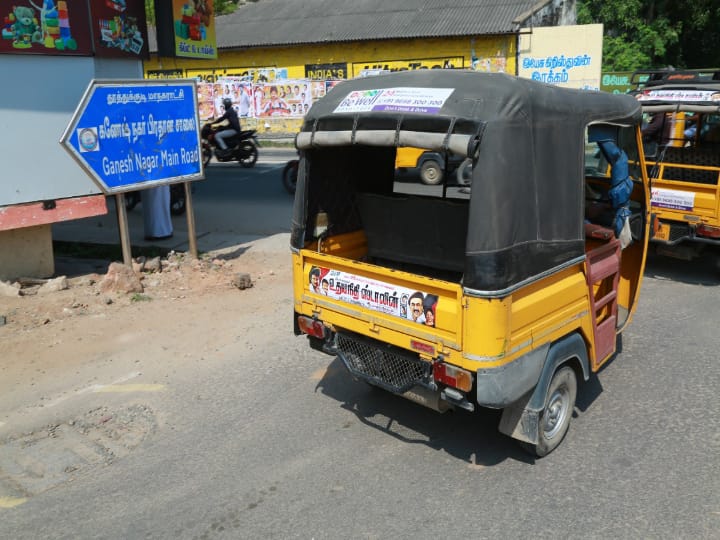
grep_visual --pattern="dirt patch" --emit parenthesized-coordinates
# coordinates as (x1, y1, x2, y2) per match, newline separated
(0, 234, 293, 503)
(0, 234, 292, 416)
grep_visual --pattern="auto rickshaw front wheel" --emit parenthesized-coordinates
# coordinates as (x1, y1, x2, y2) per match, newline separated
(520, 366, 577, 457)
(419, 159, 444, 185)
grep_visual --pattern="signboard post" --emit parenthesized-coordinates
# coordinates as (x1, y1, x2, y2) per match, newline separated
(61, 79, 203, 264)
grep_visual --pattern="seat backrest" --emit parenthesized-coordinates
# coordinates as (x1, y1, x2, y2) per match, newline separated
(356, 193, 469, 272)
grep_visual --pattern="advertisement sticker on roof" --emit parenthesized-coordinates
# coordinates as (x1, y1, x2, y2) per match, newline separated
(637, 89, 719, 102)
(334, 87, 454, 114)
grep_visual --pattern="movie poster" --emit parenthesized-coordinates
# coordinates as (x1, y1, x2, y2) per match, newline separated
(90, 0, 149, 58)
(212, 77, 253, 117)
(0, 0, 92, 55)
(172, 0, 217, 59)
(254, 81, 323, 118)
(308, 266, 439, 327)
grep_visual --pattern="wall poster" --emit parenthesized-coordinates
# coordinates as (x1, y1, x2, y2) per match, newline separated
(90, 0, 149, 58)
(172, 0, 217, 59)
(0, 0, 93, 55)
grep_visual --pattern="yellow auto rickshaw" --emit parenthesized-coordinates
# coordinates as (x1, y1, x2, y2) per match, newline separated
(631, 69, 720, 262)
(291, 71, 651, 456)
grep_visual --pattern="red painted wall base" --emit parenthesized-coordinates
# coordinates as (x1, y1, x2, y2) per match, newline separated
(0, 195, 107, 232)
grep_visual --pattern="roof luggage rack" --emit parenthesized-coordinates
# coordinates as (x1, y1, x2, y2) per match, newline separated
(630, 68, 720, 89)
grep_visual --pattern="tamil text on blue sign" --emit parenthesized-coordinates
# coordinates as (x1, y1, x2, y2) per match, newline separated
(63, 80, 202, 193)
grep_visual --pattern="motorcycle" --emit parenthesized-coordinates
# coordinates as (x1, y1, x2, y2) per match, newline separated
(282, 153, 299, 194)
(123, 184, 187, 216)
(201, 122, 259, 168)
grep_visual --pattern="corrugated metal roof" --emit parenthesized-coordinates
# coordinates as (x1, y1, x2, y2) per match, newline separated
(215, 0, 549, 49)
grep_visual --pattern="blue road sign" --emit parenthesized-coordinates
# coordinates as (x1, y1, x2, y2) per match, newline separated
(61, 79, 203, 194)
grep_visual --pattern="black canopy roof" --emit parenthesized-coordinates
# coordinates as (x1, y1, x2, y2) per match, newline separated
(294, 71, 642, 292)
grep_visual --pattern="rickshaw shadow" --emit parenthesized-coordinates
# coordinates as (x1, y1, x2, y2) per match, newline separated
(315, 357, 534, 466)
(643, 252, 720, 286)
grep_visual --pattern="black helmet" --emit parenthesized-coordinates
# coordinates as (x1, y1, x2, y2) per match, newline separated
(222, 97, 233, 110)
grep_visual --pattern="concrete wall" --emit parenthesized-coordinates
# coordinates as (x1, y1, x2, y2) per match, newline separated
(0, 224, 53, 281)
(0, 56, 143, 207)
(0, 56, 142, 279)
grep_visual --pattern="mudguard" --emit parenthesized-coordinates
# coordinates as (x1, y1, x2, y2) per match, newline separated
(497, 332, 590, 444)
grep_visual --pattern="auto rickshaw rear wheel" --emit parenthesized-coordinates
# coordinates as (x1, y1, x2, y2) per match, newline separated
(520, 366, 577, 457)
(419, 159, 443, 185)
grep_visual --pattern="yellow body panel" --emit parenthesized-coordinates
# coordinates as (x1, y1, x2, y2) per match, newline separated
(648, 167, 720, 226)
(292, 248, 610, 373)
(395, 147, 425, 169)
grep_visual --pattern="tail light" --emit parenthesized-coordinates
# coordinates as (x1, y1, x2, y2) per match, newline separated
(697, 224, 720, 238)
(433, 362, 473, 392)
(297, 315, 327, 339)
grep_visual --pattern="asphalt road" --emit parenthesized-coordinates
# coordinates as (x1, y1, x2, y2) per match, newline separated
(2, 157, 719, 539)
(191, 148, 297, 237)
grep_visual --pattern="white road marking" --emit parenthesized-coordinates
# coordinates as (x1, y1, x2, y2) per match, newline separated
(0, 497, 27, 509)
(94, 384, 165, 393)
(44, 371, 142, 408)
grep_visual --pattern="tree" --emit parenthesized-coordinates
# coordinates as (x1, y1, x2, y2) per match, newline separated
(215, 0, 240, 16)
(577, 0, 679, 71)
(666, 1, 720, 68)
(578, 0, 719, 71)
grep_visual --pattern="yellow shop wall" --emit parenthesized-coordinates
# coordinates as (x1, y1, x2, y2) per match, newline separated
(145, 36, 516, 135)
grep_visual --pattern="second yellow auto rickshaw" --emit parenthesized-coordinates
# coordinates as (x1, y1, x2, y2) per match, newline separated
(631, 69, 720, 263)
(291, 70, 651, 457)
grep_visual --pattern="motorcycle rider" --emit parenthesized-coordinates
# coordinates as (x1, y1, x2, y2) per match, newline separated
(213, 97, 241, 157)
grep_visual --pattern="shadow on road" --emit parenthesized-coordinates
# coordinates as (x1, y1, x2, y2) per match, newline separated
(314, 357, 539, 466)
(644, 251, 720, 286)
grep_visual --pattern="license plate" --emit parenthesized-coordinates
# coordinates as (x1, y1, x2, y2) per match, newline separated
(654, 222, 670, 241)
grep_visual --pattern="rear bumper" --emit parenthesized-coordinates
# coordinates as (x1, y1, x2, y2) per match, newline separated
(332, 328, 550, 411)
(653, 220, 720, 246)
(335, 331, 434, 394)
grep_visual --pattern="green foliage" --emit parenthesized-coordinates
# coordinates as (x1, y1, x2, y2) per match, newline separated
(144, 0, 155, 25)
(214, 0, 239, 16)
(579, 0, 720, 71)
(130, 293, 152, 302)
(666, 1, 720, 68)
(578, 0, 682, 71)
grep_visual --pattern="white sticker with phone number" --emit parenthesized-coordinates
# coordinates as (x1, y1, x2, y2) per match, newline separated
(333, 87, 454, 114)
(651, 188, 695, 211)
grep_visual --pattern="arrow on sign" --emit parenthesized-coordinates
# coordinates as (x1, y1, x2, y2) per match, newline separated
(60, 79, 203, 194)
